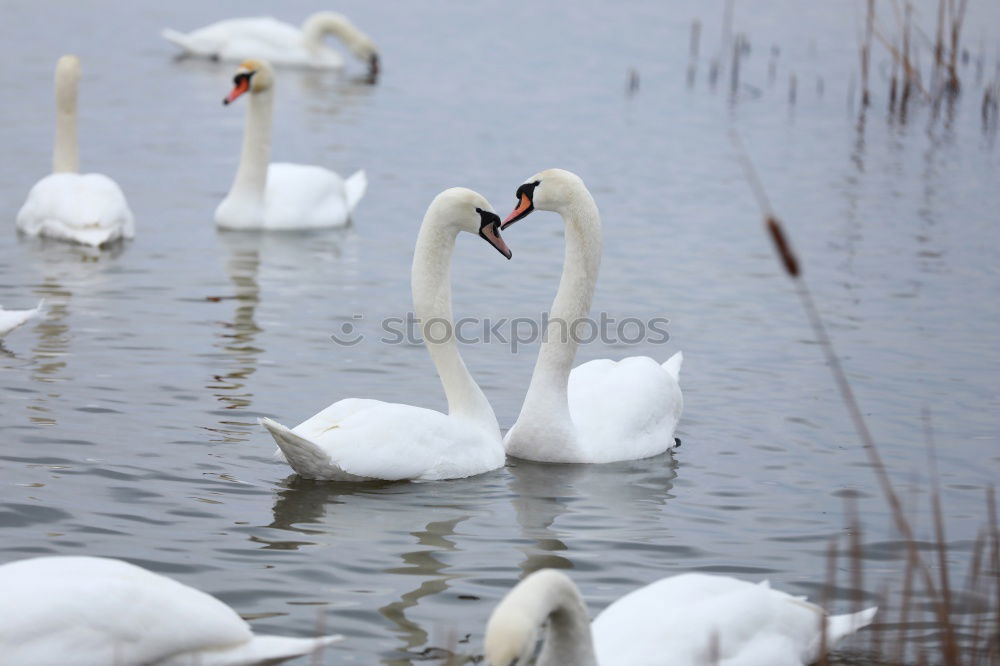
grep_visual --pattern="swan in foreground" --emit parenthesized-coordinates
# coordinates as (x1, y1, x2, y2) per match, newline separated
(260, 188, 511, 481)
(216, 59, 367, 230)
(0, 300, 44, 339)
(17, 56, 134, 247)
(485, 569, 877, 666)
(500, 169, 682, 463)
(163, 12, 379, 77)
(0, 556, 342, 665)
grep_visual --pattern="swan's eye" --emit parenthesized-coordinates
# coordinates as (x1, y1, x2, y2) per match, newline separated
(232, 71, 255, 86)
(476, 209, 500, 229)
(514, 181, 540, 202)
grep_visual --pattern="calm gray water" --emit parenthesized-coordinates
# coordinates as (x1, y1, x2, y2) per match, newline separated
(1, 1, 998, 663)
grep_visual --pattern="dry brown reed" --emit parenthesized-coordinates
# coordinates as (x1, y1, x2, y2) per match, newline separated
(730, 129, 999, 666)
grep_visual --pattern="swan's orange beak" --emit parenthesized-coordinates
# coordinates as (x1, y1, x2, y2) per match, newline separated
(223, 76, 251, 105)
(502, 192, 534, 229)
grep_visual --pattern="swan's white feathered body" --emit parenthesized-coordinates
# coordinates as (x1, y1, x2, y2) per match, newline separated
(261, 188, 511, 481)
(485, 569, 877, 666)
(592, 573, 877, 666)
(17, 173, 134, 246)
(18, 55, 134, 247)
(520, 352, 683, 463)
(262, 400, 504, 481)
(162, 13, 377, 72)
(216, 163, 366, 230)
(501, 169, 682, 463)
(0, 556, 342, 665)
(214, 59, 366, 230)
(0, 300, 43, 339)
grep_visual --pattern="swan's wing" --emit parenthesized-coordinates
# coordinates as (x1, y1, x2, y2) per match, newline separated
(17, 173, 134, 246)
(0, 556, 253, 664)
(0, 300, 43, 338)
(262, 163, 357, 229)
(264, 399, 503, 481)
(567, 355, 683, 462)
(592, 574, 870, 666)
(163, 17, 301, 56)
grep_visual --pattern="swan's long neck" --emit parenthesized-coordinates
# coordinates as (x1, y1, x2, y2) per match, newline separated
(301, 12, 374, 59)
(52, 63, 79, 173)
(228, 87, 273, 202)
(411, 221, 499, 432)
(488, 571, 598, 666)
(518, 190, 602, 429)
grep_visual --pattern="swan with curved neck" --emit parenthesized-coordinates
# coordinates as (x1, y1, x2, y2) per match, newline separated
(162, 12, 379, 78)
(485, 569, 878, 666)
(0, 555, 342, 664)
(17, 56, 134, 247)
(260, 188, 512, 481)
(499, 168, 683, 463)
(215, 59, 367, 230)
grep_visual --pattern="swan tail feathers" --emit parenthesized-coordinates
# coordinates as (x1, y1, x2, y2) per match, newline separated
(661, 351, 683, 381)
(175, 634, 344, 665)
(825, 606, 878, 647)
(259, 417, 360, 481)
(343, 169, 368, 214)
(161, 28, 197, 52)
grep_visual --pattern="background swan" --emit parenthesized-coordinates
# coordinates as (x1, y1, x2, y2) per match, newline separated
(0, 300, 43, 339)
(215, 59, 367, 230)
(485, 569, 877, 666)
(0, 555, 342, 665)
(500, 168, 682, 463)
(261, 188, 512, 481)
(163, 12, 379, 77)
(17, 56, 134, 247)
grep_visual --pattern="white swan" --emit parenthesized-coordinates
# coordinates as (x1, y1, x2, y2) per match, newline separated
(0, 555, 342, 665)
(485, 569, 877, 666)
(0, 300, 43, 339)
(163, 12, 378, 77)
(500, 169, 683, 463)
(215, 59, 367, 230)
(17, 56, 134, 247)
(260, 188, 512, 481)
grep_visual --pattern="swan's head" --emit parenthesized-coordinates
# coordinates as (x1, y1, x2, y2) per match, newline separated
(428, 188, 511, 259)
(485, 569, 582, 666)
(501, 168, 587, 229)
(223, 60, 274, 105)
(304, 11, 380, 79)
(54, 55, 81, 108)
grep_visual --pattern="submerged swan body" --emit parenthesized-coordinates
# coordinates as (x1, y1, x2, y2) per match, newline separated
(0, 556, 342, 665)
(163, 12, 378, 76)
(500, 169, 682, 463)
(17, 56, 134, 247)
(485, 569, 878, 666)
(0, 300, 43, 339)
(215, 59, 366, 230)
(261, 188, 512, 481)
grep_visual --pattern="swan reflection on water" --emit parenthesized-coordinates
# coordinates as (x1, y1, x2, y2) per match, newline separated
(507, 453, 680, 575)
(205, 228, 353, 440)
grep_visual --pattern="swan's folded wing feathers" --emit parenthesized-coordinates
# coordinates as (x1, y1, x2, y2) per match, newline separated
(263, 163, 352, 229)
(265, 400, 501, 481)
(592, 574, 820, 666)
(567, 356, 682, 462)
(0, 556, 253, 664)
(17, 173, 133, 246)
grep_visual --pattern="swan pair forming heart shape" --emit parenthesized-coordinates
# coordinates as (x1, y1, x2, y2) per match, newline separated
(262, 168, 684, 481)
